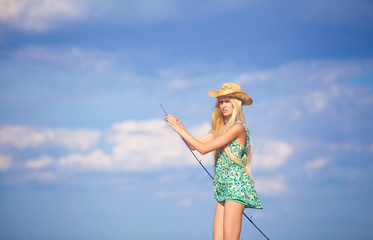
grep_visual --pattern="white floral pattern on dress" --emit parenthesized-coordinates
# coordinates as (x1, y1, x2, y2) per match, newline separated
(213, 121, 263, 209)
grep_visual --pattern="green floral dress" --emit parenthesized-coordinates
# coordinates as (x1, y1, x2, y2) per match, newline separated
(213, 121, 263, 209)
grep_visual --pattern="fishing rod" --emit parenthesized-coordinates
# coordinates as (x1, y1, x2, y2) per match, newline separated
(161, 104, 270, 240)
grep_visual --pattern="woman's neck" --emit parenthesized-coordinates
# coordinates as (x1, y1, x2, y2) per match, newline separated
(224, 115, 232, 124)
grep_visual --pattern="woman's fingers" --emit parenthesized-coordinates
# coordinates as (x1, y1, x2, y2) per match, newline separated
(165, 115, 178, 122)
(164, 115, 181, 130)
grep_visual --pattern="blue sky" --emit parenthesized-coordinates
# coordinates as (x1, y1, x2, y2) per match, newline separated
(0, 0, 373, 239)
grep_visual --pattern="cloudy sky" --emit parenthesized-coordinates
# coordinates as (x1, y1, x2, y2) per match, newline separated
(0, 0, 372, 239)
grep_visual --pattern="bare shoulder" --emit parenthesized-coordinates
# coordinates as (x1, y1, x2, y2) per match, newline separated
(232, 122, 245, 131)
(227, 123, 245, 135)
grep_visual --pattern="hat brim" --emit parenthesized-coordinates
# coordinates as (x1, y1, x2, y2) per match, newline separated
(208, 90, 253, 105)
(208, 90, 219, 98)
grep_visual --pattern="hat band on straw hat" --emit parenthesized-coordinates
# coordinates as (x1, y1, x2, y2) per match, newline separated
(208, 83, 253, 105)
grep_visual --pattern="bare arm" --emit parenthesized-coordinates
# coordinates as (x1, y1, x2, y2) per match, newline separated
(199, 132, 214, 143)
(172, 117, 214, 150)
(188, 132, 214, 150)
(164, 115, 244, 155)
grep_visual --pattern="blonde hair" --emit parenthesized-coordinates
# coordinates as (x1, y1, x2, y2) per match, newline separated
(210, 97, 255, 181)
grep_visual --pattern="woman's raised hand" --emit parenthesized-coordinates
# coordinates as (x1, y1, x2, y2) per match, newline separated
(164, 114, 183, 133)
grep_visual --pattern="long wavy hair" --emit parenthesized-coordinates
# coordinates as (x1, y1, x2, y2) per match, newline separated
(210, 97, 255, 181)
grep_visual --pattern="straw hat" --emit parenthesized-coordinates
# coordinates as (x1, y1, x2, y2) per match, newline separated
(208, 83, 253, 105)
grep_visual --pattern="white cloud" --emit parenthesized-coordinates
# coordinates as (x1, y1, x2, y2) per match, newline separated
(13, 46, 118, 75)
(0, 154, 12, 171)
(109, 119, 195, 171)
(235, 72, 269, 84)
(0, 125, 101, 151)
(158, 69, 213, 93)
(235, 59, 373, 130)
(0, 0, 255, 31)
(255, 175, 290, 196)
(178, 198, 192, 207)
(2, 0, 370, 33)
(305, 157, 328, 177)
(15, 45, 78, 61)
(169, 79, 193, 91)
(25, 171, 57, 183)
(238, 59, 372, 91)
(156, 190, 197, 206)
(58, 150, 112, 171)
(56, 129, 101, 151)
(0, 120, 212, 173)
(305, 90, 330, 112)
(25, 155, 52, 169)
(0, 0, 84, 31)
(190, 122, 211, 137)
(253, 141, 293, 169)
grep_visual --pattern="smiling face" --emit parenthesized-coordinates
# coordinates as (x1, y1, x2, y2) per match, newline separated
(219, 96, 234, 118)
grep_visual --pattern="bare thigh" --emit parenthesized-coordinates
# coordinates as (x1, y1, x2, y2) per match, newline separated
(223, 200, 245, 240)
(213, 202, 224, 240)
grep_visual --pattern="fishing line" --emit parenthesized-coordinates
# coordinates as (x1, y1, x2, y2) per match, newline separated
(161, 104, 270, 240)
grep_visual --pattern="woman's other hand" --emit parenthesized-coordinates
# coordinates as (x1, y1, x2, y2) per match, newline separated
(164, 115, 182, 133)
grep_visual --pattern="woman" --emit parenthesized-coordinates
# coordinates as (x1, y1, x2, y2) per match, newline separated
(164, 83, 262, 240)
